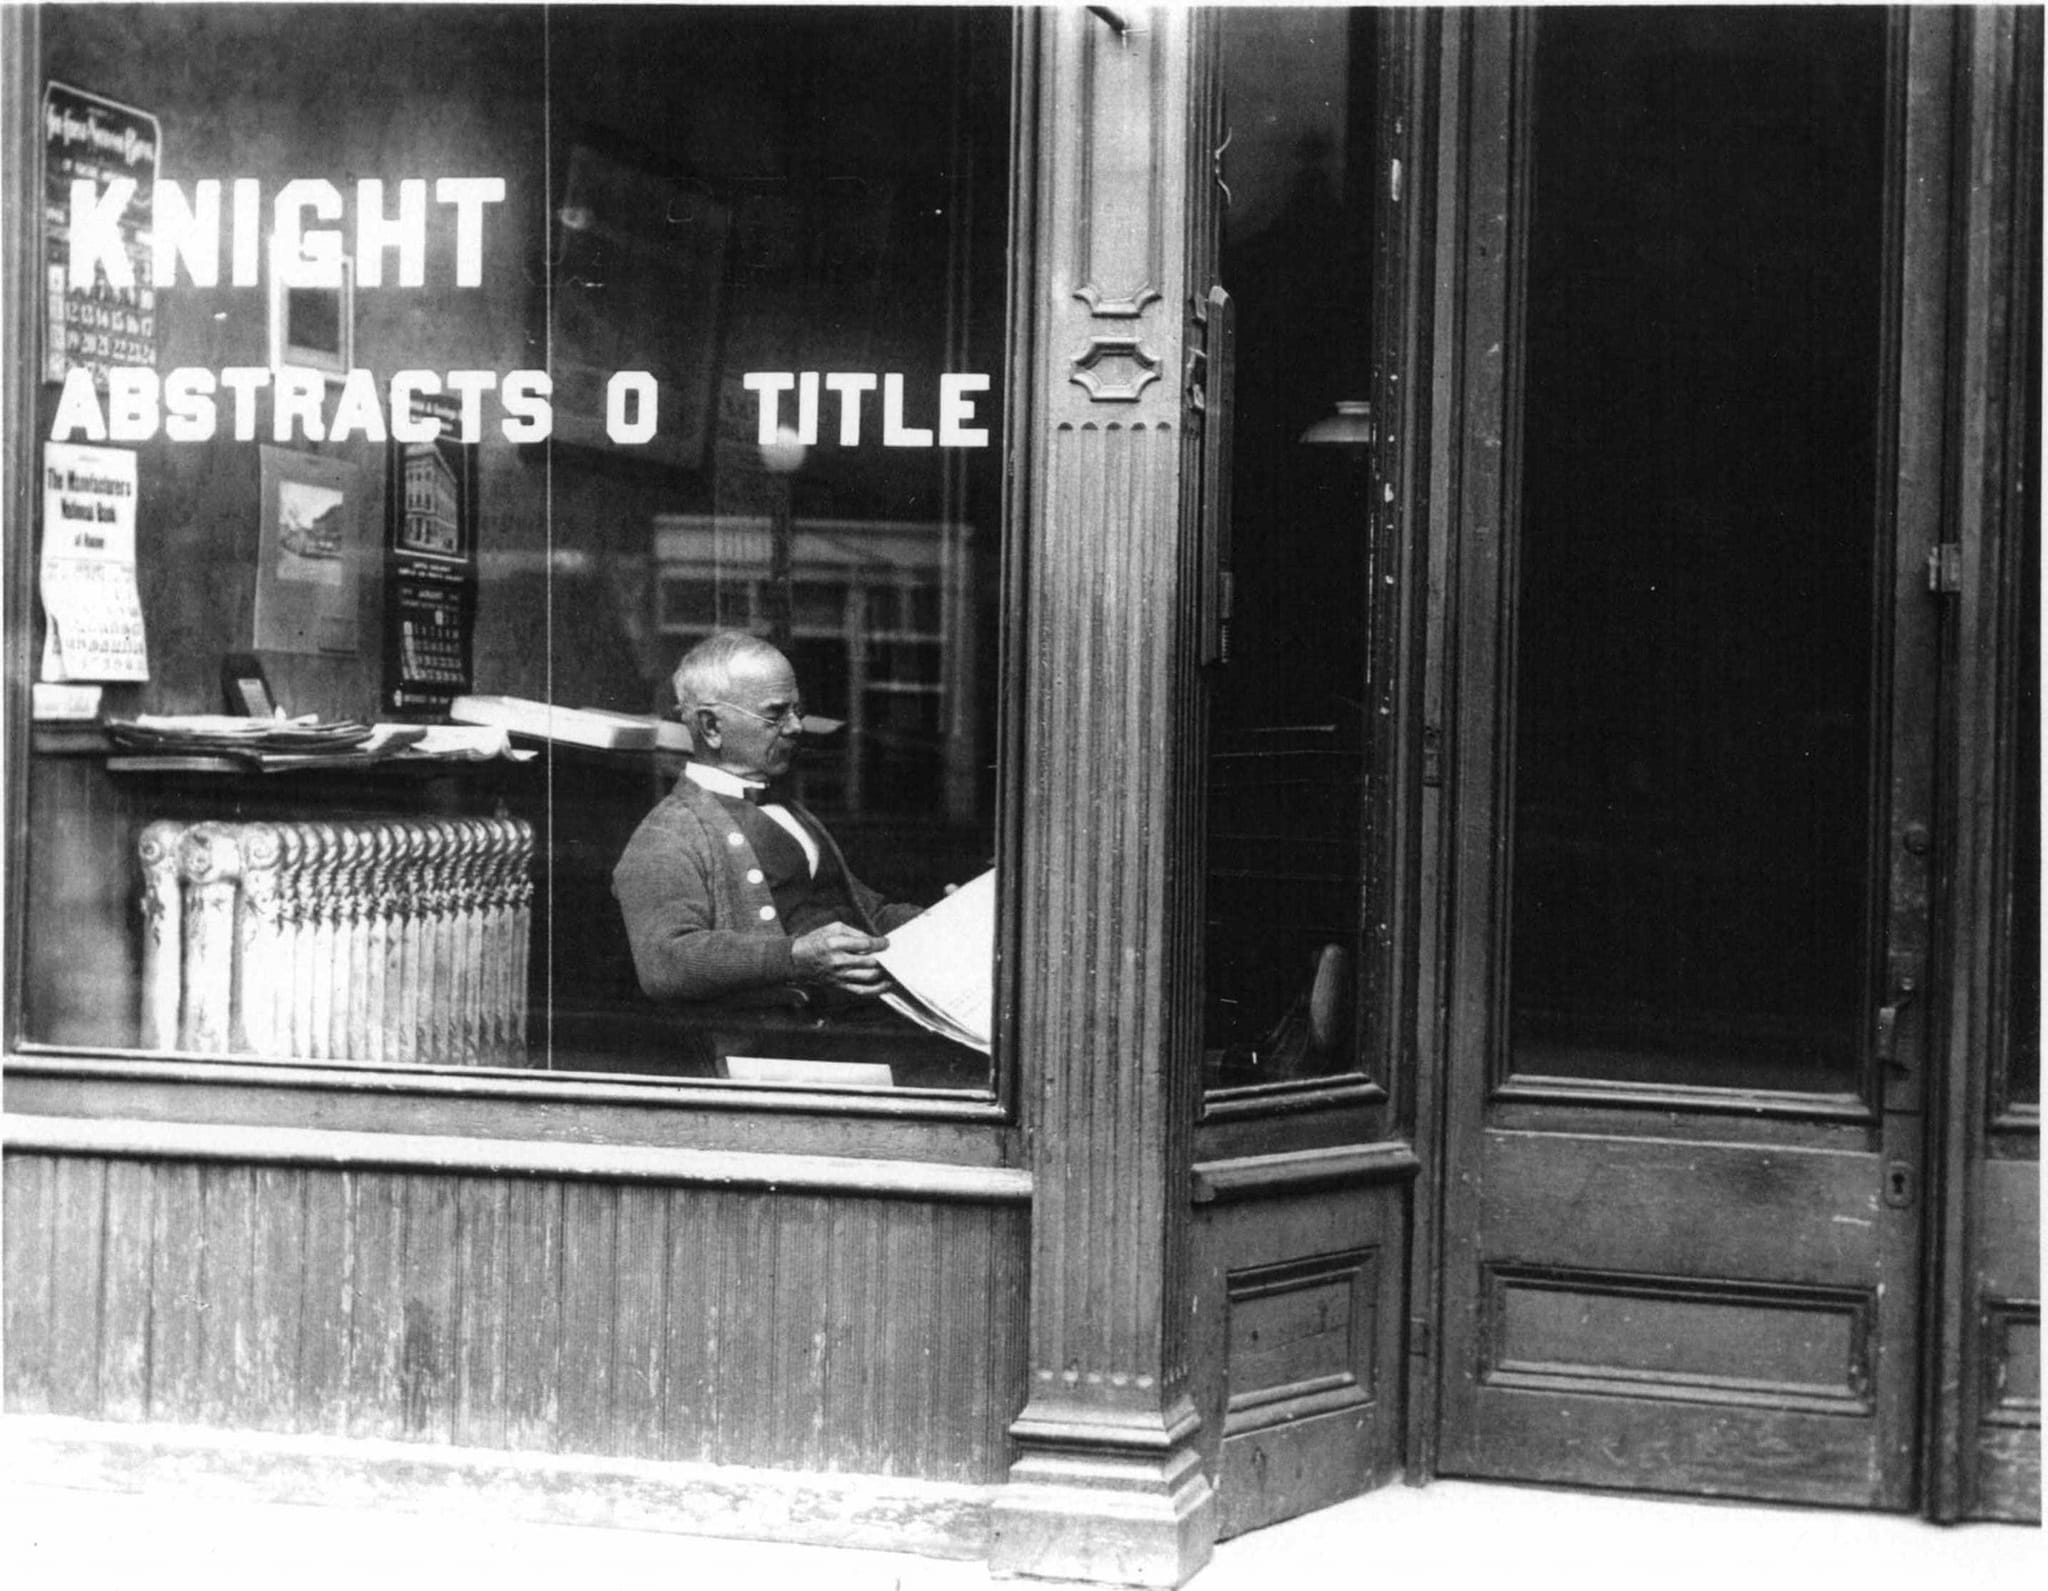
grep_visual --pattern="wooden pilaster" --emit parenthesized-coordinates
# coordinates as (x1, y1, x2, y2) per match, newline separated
(990, 7, 1218, 1585)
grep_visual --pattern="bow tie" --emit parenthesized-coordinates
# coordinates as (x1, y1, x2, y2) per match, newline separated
(738, 780, 787, 806)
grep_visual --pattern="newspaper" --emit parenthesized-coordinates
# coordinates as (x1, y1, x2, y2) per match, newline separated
(876, 868, 995, 1054)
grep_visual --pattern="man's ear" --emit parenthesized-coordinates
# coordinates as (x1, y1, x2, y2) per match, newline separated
(692, 708, 723, 751)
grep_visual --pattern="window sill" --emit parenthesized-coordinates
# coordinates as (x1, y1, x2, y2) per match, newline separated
(2, 1046, 1018, 1170)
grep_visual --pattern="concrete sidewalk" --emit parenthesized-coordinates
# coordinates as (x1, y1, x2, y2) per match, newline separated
(4, 1474, 2040, 1591)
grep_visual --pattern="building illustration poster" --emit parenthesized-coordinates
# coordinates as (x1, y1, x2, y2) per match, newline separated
(253, 445, 364, 655)
(383, 389, 479, 715)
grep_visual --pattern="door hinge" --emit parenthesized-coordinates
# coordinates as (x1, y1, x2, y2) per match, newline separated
(1087, 6, 1132, 40)
(1421, 723, 1444, 788)
(1926, 543, 1963, 594)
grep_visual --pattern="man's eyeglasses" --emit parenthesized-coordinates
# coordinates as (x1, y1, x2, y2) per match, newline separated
(703, 700, 806, 730)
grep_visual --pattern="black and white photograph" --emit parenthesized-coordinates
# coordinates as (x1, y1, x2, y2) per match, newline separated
(0, 5, 2039, 1589)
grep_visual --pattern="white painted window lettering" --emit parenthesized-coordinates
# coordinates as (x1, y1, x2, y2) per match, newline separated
(745, 371, 990, 450)
(607, 371, 659, 444)
(81, 176, 513, 291)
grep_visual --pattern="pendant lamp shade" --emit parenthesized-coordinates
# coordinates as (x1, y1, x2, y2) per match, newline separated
(1299, 398, 1375, 446)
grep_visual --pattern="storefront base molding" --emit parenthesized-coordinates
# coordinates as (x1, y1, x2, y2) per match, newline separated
(0, 1414, 995, 1560)
(988, 1444, 1216, 1587)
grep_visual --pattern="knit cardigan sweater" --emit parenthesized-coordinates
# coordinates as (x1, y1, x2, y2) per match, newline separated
(612, 773, 920, 1004)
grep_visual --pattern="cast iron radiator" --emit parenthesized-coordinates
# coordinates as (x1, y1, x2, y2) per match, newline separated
(136, 816, 535, 1066)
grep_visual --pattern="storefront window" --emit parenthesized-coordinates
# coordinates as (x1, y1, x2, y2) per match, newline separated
(1202, 8, 1378, 1096)
(16, 5, 1013, 1095)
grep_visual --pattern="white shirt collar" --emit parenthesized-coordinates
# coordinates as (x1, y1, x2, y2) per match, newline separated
(682, 760, 818, 877)
(683, 761, 766, 800)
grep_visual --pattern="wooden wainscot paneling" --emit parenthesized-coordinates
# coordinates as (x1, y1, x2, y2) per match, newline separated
(1480, 1131, 1885, 1289)
(1483, 1268, 1875, 1413)
(2, 1142, 1030, 1555)
(1969, 1098, 2040, 1525)
(1977, 1299, 2043, 1521)
(1469, 1263, 1887, 1499)
(1188, 1144, 1414, 1540)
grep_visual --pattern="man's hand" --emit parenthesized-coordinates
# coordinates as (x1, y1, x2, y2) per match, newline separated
(791, 921, 892, 995)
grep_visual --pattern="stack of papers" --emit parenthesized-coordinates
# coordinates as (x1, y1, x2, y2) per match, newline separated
(390, 724, 534, 762)
(106, 715, 383, 756)
(101, 716, 535, 771)
(876, 869, 996, 1054)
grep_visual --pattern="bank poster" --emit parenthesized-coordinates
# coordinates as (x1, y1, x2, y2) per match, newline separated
(39, 441, 149, 682)
(42, 81, 162, 386)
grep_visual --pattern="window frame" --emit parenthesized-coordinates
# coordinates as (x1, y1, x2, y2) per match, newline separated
(0, 6, 1040, 1137)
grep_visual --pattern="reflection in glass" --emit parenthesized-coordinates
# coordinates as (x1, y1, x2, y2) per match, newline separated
(15, 6, 1010, 1095)
(1509, 9, 1887, 1091)
(545, 8, 1012, 1090)
(2008, 214, 2041, 1110)
(1204, 9, 1377, 1093)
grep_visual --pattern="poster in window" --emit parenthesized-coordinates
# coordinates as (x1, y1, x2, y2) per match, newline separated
(42, 81, 161, 386)
(382, 390, 479, 716)
(253, 446, 365, 655)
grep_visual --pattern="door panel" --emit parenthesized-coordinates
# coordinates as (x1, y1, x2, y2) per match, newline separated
(1187, 6, 1413, 1543)
(1434, 7, 1951, 1509)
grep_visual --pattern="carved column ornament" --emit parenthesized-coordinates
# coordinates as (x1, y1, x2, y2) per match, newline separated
(993, 7, 1219, 1585)
(1063, 8, 1172, 403)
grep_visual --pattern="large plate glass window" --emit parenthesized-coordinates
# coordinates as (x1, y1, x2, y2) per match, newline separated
(15, 6, 1013, 1097)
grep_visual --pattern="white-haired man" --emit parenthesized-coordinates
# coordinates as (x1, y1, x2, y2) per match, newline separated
(613, 629, 923, 1009)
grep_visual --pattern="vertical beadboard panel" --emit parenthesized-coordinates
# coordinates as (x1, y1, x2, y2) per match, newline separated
(557, 1180, 618, 1453)
(661, 1183, 715, 1464)
(146, 1160, 204, 1422)
(196, 1164, 254, 1427)
(9, 1156, 1028, 1483)
(454, 1175, 509, 1450)
(877, 1191, 920, 1473)
(895, 1199, 944, 1472)
(502, 1177, 563, 1450)
(721, 1189, 773, 1462)
(46, 1155, 107, 1415)
(824, 1192, 884, 1473)
(98, 1157, 155, 1421)
(248, 1166, 306, 1430)
(399, 1172, 460, 1442)
(2, 1154, 56, 1412)
(611, 1183, 670, 1460)
(931, 1200, 992, 1483)
(345, 1169, 406, 1440)
(987, 1200, 1030, 1474)
(296, 1167, 353, 1435)
(776, 1196, 826, 1472)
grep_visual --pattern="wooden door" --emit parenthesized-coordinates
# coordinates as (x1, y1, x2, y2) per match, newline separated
(1928, 8, 2042, 1524)
(1431, 8, 1961, 1508)
(1185, 5, 1423, 1543)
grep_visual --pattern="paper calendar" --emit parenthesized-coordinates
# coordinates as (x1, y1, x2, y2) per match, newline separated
(40, 442, 149, 682)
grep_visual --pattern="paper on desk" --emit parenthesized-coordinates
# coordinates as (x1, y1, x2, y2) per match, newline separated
(40, 443, 148, 681)
(376, 723, 536, 762)
(876, 867, 995, 1054)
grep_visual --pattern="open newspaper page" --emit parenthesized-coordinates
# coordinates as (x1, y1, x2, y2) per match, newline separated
(876, 868, 995, 1055)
